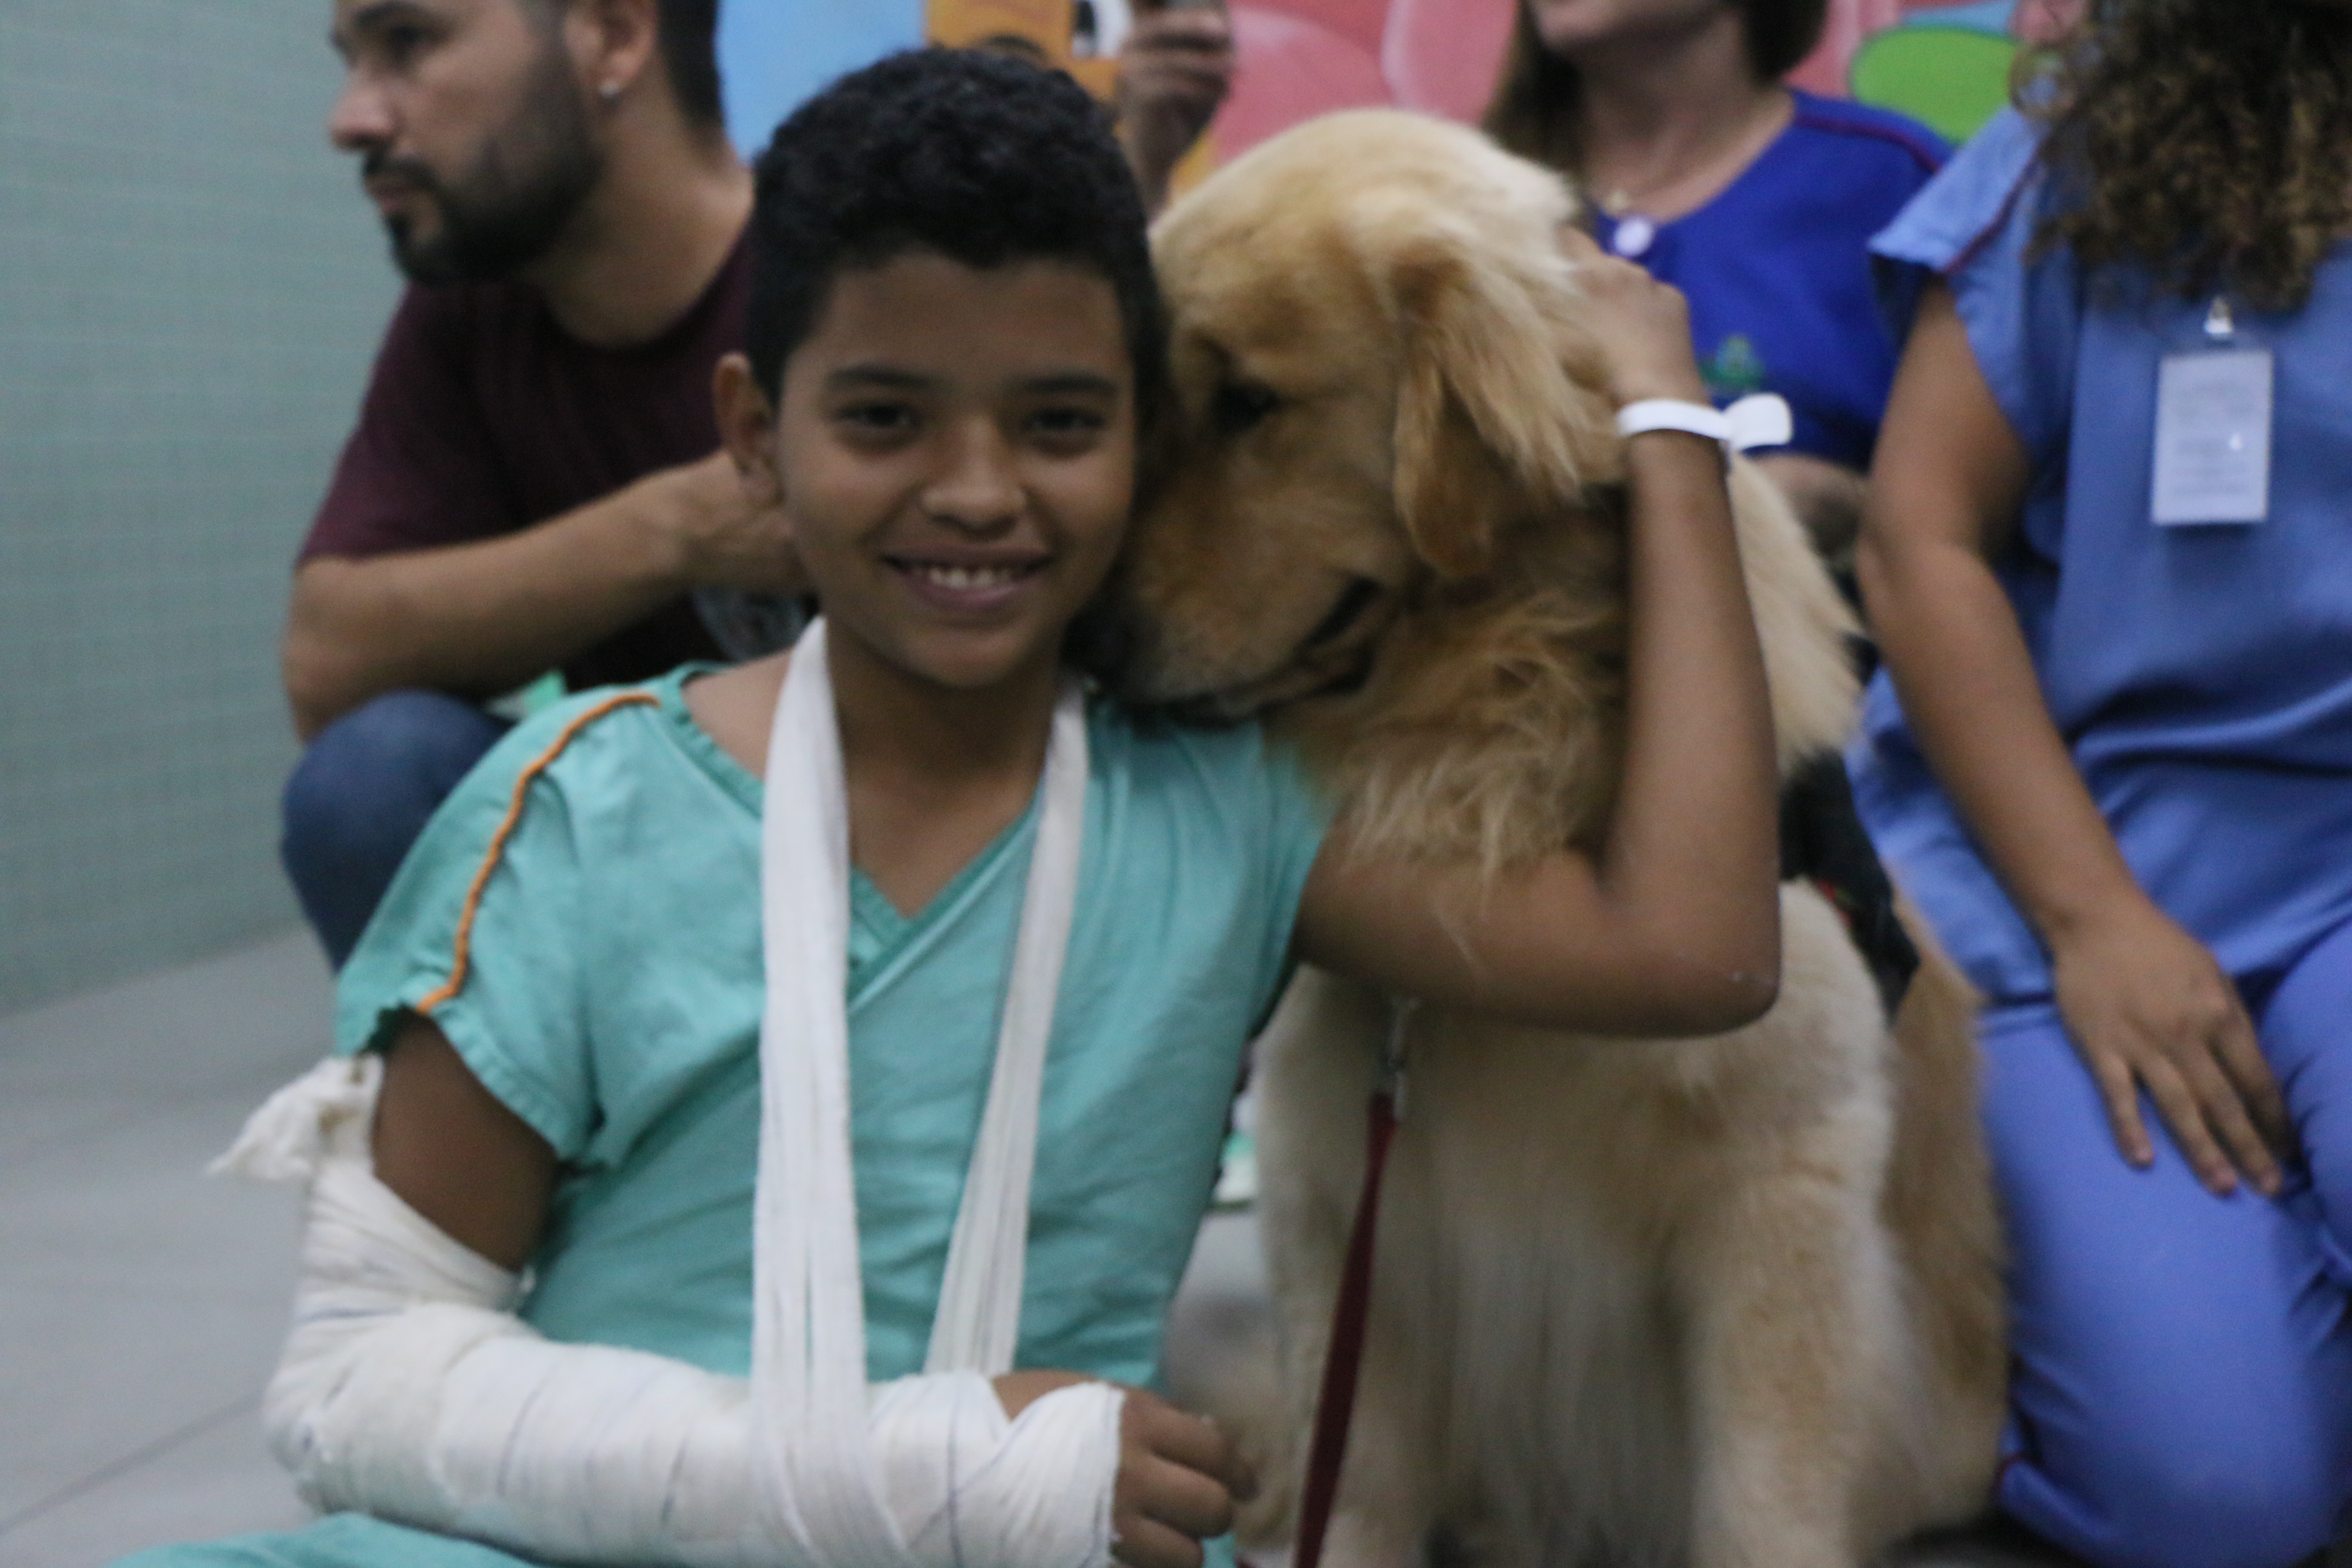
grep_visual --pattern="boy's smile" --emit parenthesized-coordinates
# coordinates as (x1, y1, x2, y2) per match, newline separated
(885, 546, 1052, 612)
(728, 250, 1136, 703)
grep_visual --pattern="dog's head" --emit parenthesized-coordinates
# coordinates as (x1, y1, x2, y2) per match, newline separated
(1111, 110, 1627, 718)
(1110, 110, 1856, 808)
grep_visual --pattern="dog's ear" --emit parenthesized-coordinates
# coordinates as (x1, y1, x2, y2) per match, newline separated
(1392, 306, 1529, 580)
(1382, 218, 1617, 579)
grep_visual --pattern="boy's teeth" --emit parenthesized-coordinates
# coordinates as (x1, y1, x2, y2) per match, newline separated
(915, 563, 1023, 589)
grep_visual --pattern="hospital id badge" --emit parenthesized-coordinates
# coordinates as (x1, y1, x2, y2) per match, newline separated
(2151, 296, 2273, 526)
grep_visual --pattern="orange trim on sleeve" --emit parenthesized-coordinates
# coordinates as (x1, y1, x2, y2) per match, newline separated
(415, 691, 660, 1017)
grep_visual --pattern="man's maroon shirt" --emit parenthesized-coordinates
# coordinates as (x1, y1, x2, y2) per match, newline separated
(300, 235, 749, 692)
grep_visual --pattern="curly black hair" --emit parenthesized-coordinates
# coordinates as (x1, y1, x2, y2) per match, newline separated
(743, 48, 1166, 431)
(2027, 0, 2352, 309)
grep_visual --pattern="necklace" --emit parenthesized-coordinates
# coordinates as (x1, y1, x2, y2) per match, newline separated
(1589, 89, 1792, 257)
(1604, 208, 1661, 260)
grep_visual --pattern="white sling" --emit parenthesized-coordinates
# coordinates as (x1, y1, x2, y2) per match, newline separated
(756, 619, 1121, 1567)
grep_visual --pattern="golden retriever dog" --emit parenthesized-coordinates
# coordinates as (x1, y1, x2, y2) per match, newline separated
(1116, 110, 2006, 1568)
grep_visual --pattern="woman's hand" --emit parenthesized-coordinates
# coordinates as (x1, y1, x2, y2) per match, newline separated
(1859, 286, 2293, 1194)
(993, 1372, 1256, 1568)
(2049, 894, 2293, 1195)
(1556, 226, 1710, 406)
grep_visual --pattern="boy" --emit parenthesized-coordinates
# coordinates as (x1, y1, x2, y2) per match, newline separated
(133, 44, 1776, 1568)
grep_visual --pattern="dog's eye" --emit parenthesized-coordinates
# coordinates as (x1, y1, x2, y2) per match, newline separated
(1211, 381, 1280, 436)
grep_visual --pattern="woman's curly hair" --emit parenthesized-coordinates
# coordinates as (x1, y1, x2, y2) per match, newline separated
(2029, 0, 2352, 309)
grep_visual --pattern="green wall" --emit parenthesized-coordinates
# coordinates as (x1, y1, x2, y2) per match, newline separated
(1, 4, 398, 1011)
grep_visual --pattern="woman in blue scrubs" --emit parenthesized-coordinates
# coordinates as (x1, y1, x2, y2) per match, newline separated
(1854, 4, 2352, 1563)
(1484, 0, 1946, 573)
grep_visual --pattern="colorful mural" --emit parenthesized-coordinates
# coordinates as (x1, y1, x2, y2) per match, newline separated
(716, 0, 2084, 170)
(1820, 0, 2083, 142)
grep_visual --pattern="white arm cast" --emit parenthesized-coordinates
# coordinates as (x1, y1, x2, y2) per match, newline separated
(221, 1059, 1124, 1568)
(228, 1059, 769, 1566)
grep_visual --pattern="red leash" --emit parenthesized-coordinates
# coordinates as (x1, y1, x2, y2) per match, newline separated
(1289, 1006, 1412, 1568)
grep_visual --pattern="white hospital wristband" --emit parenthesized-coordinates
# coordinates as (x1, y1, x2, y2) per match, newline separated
(1616, 398, 1732, 446)
(1616, 394, 1795, 455)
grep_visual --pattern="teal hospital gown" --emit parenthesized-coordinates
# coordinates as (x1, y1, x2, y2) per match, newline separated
(132, 667, 1327, 1568)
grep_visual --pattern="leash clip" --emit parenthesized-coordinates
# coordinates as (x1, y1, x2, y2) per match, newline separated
(1380, 997, 1417, 1122)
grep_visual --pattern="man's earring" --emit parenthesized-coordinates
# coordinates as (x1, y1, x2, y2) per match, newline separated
(599, 81, 622, 103)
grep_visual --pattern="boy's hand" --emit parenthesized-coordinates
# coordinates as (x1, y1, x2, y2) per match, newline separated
(1556, 226, 1710, 407)
(1113, 1389, 1255, 1568)
(992, 1372, 1257, 1568)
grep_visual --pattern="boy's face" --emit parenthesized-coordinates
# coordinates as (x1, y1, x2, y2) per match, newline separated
(725, 251, 1137, 696)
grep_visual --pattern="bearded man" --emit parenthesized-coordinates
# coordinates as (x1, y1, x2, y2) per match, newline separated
(283, 0, 1231, 966)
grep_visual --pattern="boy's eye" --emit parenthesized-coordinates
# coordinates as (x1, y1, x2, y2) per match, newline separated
(1027, 406, 1108, 440)
(836, 401, 918, 435)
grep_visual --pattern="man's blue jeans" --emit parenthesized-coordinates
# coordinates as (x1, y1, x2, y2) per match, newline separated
(280, 691, 509, 967)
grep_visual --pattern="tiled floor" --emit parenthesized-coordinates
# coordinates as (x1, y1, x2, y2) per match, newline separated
(0, 933, 2122, 1568)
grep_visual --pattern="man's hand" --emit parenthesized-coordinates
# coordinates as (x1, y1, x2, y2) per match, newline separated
(993, 1371, 1255, 1568)
(284, 448, 802, 737)
(1115, 1, 1233, 215)
(652, 449, 802, 594)
(2049, 892, 2294, 1195)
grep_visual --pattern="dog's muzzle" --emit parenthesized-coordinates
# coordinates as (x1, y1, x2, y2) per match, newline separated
(1104, 574, 1396, 725)
(1164, 576, 1396, 724)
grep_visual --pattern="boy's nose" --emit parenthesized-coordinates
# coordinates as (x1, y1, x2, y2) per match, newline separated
(919, 424, 1022, 531)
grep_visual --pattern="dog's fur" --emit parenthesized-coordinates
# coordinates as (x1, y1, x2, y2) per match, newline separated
(1117, 111, 2006, 1568)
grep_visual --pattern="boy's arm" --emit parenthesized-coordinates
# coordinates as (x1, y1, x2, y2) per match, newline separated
(355, 1021, 1244, 1568)
(1292, 240, 1781, 1038)
(371, 1014, 557, 1269)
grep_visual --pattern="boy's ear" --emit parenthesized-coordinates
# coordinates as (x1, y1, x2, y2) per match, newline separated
(712, 353, 785, 507)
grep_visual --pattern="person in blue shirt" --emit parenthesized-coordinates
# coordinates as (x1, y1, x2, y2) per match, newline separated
(1484, 0, 1947, 574)
(1853, 3, 2352, 1563)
